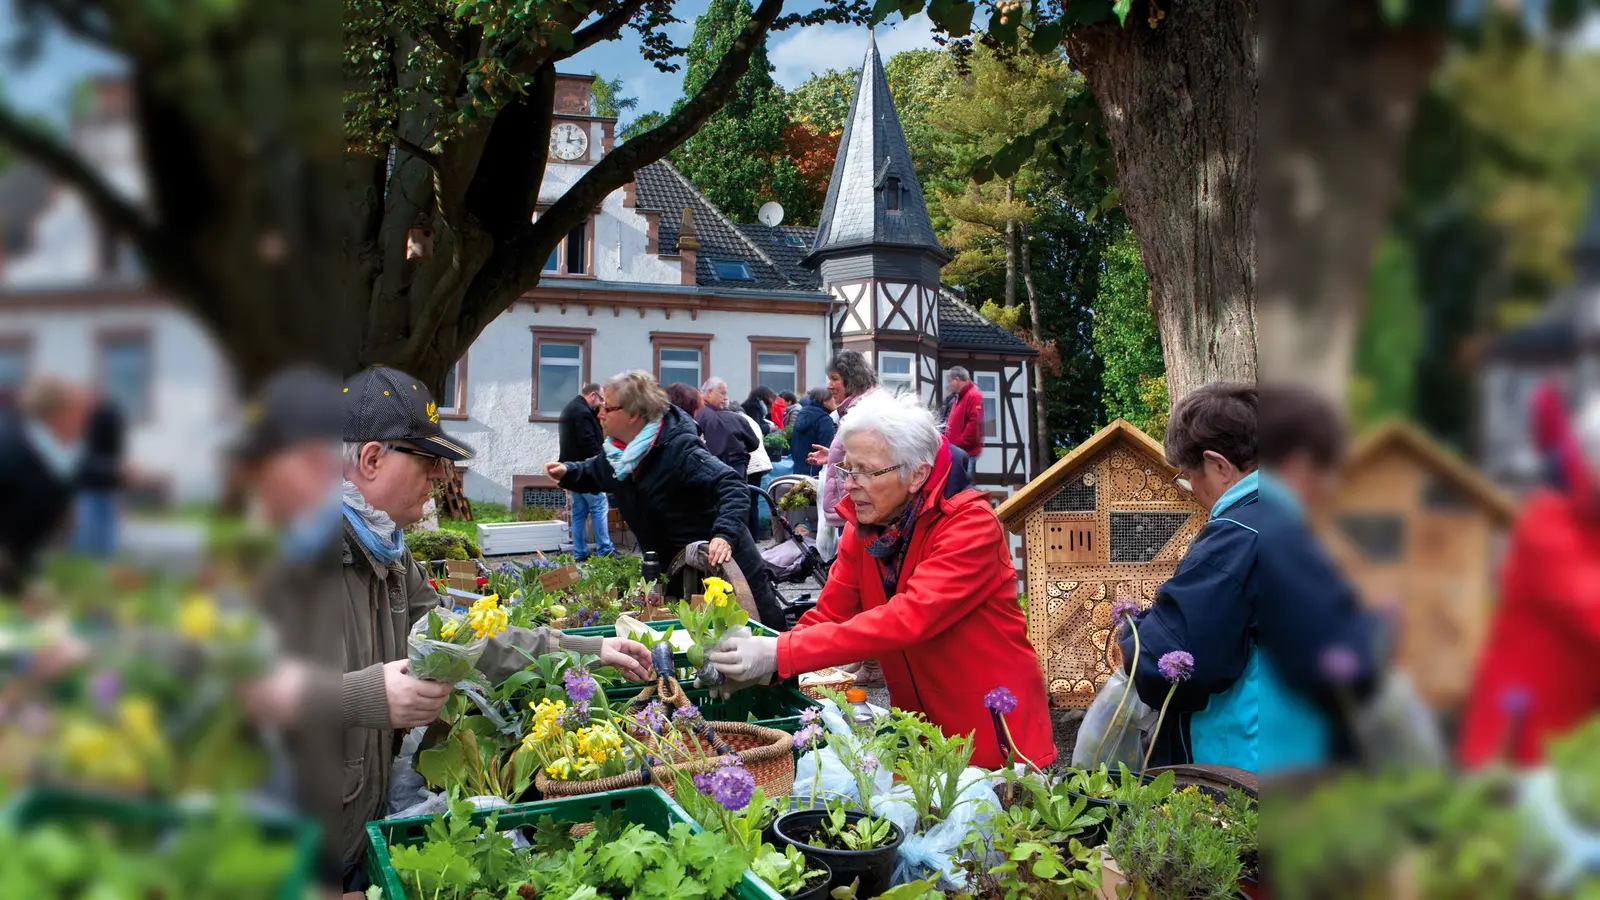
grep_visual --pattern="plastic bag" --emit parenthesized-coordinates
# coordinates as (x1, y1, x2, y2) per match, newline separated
(1521, 770, 1600, 889)
(1353, 671, 1446, 769)
(1072, 670, 1154, 770)
(387, 726, 433, 816)
(882, 767, 1001, 889)
(792, 699, 893, 807)
(407, 609, 489, 686)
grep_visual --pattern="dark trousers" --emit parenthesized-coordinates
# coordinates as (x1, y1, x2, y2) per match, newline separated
(747, 473, 766, 535)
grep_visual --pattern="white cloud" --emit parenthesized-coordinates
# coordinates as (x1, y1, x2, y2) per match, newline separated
(1577, 12, 1600, 48)
(769, 14, 941, 89)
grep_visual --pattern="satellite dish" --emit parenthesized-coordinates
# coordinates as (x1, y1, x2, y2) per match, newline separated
(758, 201, 785, 227)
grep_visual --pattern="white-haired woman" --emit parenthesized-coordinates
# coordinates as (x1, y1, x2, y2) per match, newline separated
(710, 391, 1055, 769)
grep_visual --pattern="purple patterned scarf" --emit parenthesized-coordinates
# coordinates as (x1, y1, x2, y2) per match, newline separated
(861, 489, 927, 600)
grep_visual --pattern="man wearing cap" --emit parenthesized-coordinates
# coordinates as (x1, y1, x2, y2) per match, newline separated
(338, 365, 653, 889)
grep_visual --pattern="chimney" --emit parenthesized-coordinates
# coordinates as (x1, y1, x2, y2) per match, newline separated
(677, 208, 700, 286)
(552, 74, 596, 117)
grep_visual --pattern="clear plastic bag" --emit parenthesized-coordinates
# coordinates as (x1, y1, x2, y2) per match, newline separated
(882, 768, 1001, 889)
(406, 609, 489, 686)
(1353, 671, 1446, 769)
(1072, 670, 1154, 770)
(1521, 770, 1600, 890)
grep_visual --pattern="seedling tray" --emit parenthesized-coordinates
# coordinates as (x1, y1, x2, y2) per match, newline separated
(366, 785, 783, 900)
(2, 784, 320, 900)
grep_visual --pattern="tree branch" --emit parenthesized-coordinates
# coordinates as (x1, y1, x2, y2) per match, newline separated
(0, 101, 158, 252)
(557, 0, 651, 60)
(457, 0, 787, 326)
(393, 135, 440, 173)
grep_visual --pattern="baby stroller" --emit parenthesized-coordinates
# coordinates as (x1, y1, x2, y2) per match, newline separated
(753, 475, 832, 620)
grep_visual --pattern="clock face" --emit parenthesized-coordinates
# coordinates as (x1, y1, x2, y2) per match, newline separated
(550, 122, 589, 161)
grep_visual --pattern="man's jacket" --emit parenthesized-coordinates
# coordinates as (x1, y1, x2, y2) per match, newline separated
(558, 395, 603, 463)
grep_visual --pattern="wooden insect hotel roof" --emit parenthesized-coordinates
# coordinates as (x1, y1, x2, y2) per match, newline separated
(996, 419, 1174, 533)
(1344, 419, 1519, 526)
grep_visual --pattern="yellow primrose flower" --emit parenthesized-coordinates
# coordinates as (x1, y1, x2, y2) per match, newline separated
(440, 620, 460, 640)
(703, 577, 731, 595)
(117, 696, 162, 749)
(546, 757, 574, 780)
(176, 594, 219, 641)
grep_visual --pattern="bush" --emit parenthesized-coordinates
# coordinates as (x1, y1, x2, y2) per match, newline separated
(406, 529, 479, 562)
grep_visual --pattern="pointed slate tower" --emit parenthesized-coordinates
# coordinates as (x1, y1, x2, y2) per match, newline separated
(805, 30, 949, 406)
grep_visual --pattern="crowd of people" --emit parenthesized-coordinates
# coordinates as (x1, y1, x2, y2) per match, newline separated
(8, 349, 1599, 897)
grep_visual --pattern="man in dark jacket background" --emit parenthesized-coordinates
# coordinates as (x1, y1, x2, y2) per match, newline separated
(0, 375, 93, 594)
(71, 395, 125, 557)
(698, 376, 758, 475)
(559, 383, 614, 560)
(549, 371, 785, 630)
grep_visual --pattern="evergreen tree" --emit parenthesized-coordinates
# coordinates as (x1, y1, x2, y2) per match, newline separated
(671, 0, 811, 223)
(1092, 229, 1168, 440)
(590, 73, 638, 118)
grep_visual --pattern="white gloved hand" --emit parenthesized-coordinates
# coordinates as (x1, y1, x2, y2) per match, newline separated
(707, 633, 779, 685)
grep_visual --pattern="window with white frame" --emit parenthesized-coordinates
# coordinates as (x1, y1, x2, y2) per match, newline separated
(536, 342, 583, 416)
(878, 352, 915, 397)
(974, 371, 999, 438)
(659, 347, 703, 387)
(756, 352, 797, 395)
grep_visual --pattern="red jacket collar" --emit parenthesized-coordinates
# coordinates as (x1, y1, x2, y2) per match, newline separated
(836, 437, 976, 527)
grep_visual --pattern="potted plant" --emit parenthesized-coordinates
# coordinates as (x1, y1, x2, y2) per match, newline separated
(1104, 786, 1255, 900)
(1064, 764, 1174, 846)
(959, 775, 1107, 898)
(770, 802, 905, 897)
(670, 764, 832, 900)
(776, 480, 818, 532)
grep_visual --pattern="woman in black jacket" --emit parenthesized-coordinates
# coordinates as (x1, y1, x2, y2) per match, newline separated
(547, 371, 785, 630)
(789, 388, 836, 476)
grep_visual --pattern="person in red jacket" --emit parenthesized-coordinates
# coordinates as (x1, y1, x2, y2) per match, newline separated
(1458, 394, 1600, 768)
(709, 390, 1054, 769)
(945, 368, 984, 479)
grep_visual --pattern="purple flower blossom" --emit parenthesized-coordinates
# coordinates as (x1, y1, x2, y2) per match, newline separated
(559, 702, 591, 729)
(1158, 651, 1195, 683)
(564, 668, 598, 703)
(983, 686, 1018, 715)
(89, 670, 121, 713)
(635, 700, 667, 735)
(1318, 646, 1361, 685)
(793, 723, 822, 751)
(675, 704, 699, 721)
(693, 771, 716, 795)
(800, 706, 821, 726)
(708, 764, 756, 811)
(1111, 599, 1140, 630)
(860, 752, 879, 775)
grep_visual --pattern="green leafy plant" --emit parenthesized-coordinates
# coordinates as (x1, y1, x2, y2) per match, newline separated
(962, 772, 1107, 898)
(388, 797, 523, 900)
(520, 819, 751, 900)
(777, 480, 818, 511)
(751, 843, 827, 896)
(1066, 763, 1175, 806)
(765, 430, 791, 454)
(1106, 786, 1249, 900)
(675, 585, 747, 669)
(1551, 717, 1600, 829)
(891, 710, 983, 831)
(820, 803, 898, 851)
(405, 529, 478, 562)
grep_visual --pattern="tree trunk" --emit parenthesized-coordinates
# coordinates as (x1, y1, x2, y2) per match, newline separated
(1067, 2, 1258, 406)
(1022, 222, 1049, 473)
(1004, 180, 1019, 308)
(1256, 0, 1447, 405)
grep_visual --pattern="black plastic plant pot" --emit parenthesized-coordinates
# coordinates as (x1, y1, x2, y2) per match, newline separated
(784, 858, 834, 900)
(770, 809, 905, 898)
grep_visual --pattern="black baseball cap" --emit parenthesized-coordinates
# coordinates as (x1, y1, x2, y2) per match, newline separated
(232, 364, 344, 462)
(342, 365, 474, 461)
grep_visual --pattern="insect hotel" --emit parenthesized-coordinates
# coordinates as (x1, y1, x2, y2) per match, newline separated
(996, 420, 1209, 708)
(1322, 419, 1518, 710)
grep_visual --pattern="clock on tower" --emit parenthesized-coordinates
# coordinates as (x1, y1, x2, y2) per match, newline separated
(549, 122, 589, 161)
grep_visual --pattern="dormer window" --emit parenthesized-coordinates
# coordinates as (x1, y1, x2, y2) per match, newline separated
(883, 176, 902, 213)
(712, 260, 754, 281)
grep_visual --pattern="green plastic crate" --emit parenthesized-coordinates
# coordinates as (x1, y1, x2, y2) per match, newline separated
(2, 784, 320, 900)
(366, 786, 783, 900)
(605, 681, 819, 734)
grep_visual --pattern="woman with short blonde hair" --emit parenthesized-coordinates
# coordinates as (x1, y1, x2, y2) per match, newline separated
(604, 370, 671, 421)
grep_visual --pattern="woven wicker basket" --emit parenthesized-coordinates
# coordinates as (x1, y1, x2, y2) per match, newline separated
(534, 677, 795, 801)
(798, 668, 857, 701)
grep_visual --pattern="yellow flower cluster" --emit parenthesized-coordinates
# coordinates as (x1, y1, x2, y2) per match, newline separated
(440, 619, 460, 640)
(529, 698, 566, 742)
(703, 577, 732, 609)
(468, 594, 509, 640)
(61, 694, 168, 787)
(519, 706, 629, 782)
(177, 594, 219, 641)
(576, 723, 623, 765)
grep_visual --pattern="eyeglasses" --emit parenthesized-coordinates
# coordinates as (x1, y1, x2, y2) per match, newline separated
(387, 443, 449, 469)
(1173, 472, 1193, 494)
(602, 403, 625, 413)
(833, 463, 902, 485)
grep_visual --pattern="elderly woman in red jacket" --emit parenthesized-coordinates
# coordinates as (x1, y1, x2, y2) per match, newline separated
(710, 390, 1054, 768)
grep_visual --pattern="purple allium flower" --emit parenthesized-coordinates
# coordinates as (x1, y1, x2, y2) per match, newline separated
(563, 668, 598, 703)
(708, 764, 756, 811)
(1158, 651, 1195, 683)
(675, 704, 699, 721)
(800, 706, 821, 726)
(793, 723, 822, 751)
(1500, 686, 1532, 718)
(1318, 646, 1361, 685)
(860, 752, 879, 775)
(983, 686, 1018, 715)
(1111, 599, 1140, 630)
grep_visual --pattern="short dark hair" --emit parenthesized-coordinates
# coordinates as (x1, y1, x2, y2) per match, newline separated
(780, 391, 797, 404)
(828, 349, 878, 397)
(581, 382, 601, 396)
(1164, 382, 1258, 472)
(1259, 385, 1347, 469)
(665, 382, 701, 416)
(806, 387, 830, 406)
